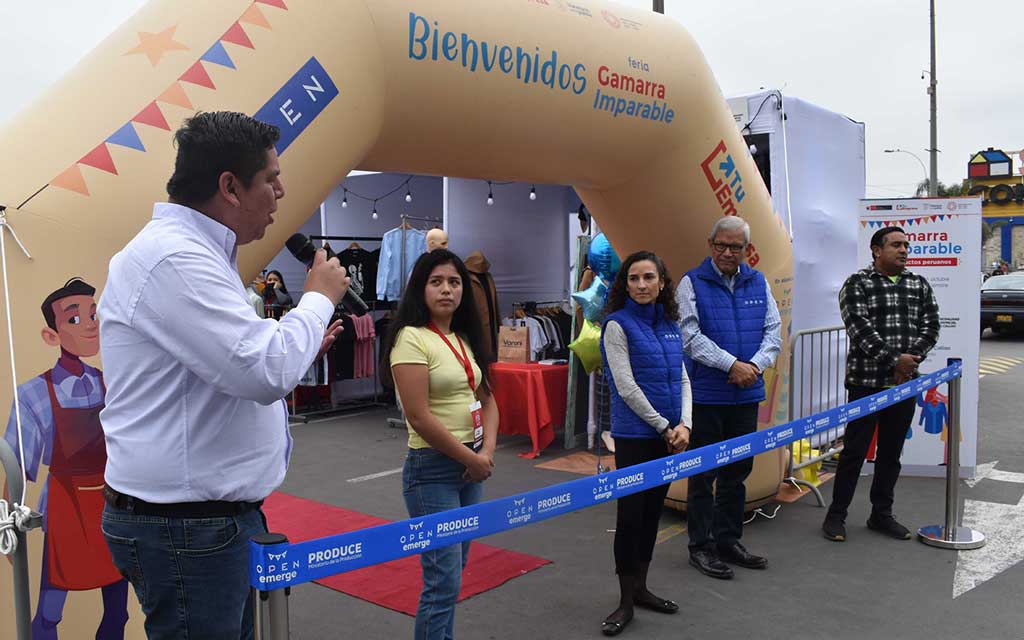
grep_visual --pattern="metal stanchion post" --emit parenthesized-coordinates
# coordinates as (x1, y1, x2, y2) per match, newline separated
(252, 533, 292, 640)
(918, 358, 985, 550)
(2, 440, 41, 640)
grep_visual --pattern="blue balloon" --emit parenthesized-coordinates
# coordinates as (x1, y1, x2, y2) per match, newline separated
(588, 233, 621, 282)
(571, 277, 608, 323)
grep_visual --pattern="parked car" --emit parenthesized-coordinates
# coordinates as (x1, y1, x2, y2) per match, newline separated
(981, 274, 1024, 336)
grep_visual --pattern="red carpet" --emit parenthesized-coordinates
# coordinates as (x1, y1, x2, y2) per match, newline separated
(262, 492, 551, 616)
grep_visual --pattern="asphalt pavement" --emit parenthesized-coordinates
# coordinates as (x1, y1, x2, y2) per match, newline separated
(281, 333, 1024, 639)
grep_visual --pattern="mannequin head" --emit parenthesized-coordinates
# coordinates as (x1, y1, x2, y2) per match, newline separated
(426, 227, 449, 252)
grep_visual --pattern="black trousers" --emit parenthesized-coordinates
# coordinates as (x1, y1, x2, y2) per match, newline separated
(687, 402, 759, 551)
(613, 437, 672, 576)
(827, 386, 917, 520)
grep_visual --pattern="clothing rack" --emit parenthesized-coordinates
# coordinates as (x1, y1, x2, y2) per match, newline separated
(513, 299, 568, 314)
(309, 235, 383, 244)
(287, 234, 392, 422)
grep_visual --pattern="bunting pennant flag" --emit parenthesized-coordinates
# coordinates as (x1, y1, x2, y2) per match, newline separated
(201, 41, 236, 69)
(133, 102, 171, 130)
(50, 165, 90, 196)
(106, 122, 146, 152)
(861, 221, 868, 227)
(240, 4, 272, 29)
(221, 22, 255, 49)
(938, 215, 945, 221)
(48, 0, 289, 196)
(79, 143, 118, 175)
(179, 61, 216, 89)
(156, 82, 194, 109)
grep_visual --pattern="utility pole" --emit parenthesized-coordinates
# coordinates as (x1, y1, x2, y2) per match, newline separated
(653, 0, 664, 13)
(928, 0, 938, 196)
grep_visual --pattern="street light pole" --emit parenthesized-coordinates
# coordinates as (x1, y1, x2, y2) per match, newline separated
(884, 148, 929, 194)
(928, 0, 938, 196)
(653, 0, 664, 13)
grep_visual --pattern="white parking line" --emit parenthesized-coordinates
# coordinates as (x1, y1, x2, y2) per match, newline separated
(347, 467, 404, 483)
(345, 441, 521, 483)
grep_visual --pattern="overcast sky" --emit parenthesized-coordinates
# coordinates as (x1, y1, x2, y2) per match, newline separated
(1, 1, 1019, 198)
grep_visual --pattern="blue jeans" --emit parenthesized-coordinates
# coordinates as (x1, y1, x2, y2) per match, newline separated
(403, 447, 484, 640)
(101, 504, 268, 640)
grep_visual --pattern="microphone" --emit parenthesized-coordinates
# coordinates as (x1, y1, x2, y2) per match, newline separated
(285, 233, 369, 316)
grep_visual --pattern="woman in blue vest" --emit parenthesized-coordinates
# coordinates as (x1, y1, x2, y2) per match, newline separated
(599, 251, 692, 637)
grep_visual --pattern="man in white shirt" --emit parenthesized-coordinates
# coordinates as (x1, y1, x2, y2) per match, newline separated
(99, 111, 349, 640)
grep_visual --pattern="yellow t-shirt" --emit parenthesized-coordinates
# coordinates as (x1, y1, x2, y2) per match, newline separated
(389, 325, 482, 449)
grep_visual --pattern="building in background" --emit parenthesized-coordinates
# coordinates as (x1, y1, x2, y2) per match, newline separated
(970, 148, 1024, 269)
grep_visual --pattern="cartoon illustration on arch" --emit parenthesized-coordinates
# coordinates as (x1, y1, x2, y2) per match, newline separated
(3, 278, 129, 639)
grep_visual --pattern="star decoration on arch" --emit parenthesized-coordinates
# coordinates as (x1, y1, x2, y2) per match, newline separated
(124, 25, 190, 66)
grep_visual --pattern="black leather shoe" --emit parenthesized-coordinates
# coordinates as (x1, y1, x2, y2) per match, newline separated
(689, 549, 734, 579)
(717, 542, 767, 569)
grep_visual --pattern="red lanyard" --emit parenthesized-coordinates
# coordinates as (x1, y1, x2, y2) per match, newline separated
(427, 323, 476, 390)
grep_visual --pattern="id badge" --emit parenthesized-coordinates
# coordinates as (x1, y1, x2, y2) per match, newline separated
(470, 400, 484, 451)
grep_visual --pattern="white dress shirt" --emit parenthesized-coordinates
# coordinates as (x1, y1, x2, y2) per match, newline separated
(676, 261, 782, 374)
(99, 203, 335, 503)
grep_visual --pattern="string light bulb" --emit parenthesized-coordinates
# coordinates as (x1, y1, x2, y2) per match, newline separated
(529, 185, 537, 201)
(405, 185, 413, 203)
(486, 181, 494, 206)
(341, 188, 348, 208)
(371, 200, 378, 220)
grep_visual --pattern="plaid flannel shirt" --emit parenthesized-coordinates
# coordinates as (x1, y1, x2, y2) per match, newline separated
(840, 264, 940, 389)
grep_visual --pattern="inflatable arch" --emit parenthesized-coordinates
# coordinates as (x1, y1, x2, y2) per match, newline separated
(0, 0, 792, 633)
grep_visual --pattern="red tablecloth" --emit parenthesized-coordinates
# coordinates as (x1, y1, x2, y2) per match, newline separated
(490, 363, 568, 458)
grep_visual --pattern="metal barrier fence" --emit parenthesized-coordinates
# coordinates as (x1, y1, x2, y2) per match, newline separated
(786, 326, 847, 506)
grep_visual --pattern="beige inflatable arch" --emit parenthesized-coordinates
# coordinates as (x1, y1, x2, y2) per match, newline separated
(0, 0, 791, 634)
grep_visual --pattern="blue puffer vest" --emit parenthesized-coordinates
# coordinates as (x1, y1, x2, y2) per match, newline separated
(601, 298, 684, 439)
(686, 257, 768, 405)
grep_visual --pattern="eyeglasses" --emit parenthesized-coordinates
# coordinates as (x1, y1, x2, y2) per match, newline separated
(711, 242, 746, 254)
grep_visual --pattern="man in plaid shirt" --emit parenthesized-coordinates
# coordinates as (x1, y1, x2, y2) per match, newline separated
(823, 226, 940, 542)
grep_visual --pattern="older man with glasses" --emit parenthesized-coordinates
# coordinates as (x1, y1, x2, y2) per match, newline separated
(675, 216, 781, 580)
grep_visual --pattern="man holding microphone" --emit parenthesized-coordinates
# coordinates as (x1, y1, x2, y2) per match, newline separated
(99, 111, 348, 639)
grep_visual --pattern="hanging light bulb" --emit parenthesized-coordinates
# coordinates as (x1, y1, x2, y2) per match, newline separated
(405, 185, 413, 203)
(529, 185, 537, 201)
(371, 201, 378, 220)
(486, 180, 494, 206)
(341, 189, 348, 208)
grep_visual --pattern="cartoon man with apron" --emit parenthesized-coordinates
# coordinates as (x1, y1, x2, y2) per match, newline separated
(3, 278, 128, 639)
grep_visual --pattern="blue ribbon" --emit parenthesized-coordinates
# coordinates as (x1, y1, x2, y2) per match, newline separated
(250, 363, 961, 589)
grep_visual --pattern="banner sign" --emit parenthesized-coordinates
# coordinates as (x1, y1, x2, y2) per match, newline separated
(250, 363, 962, 590)
(858, 198, 981, 475)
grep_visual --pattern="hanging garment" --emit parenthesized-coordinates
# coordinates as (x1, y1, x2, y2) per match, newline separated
(349, 313, 377, 378)
(332, 313, 358, 380)
(464, 251, 500, 360)
(338, 246, 380, 302)
(377, 227, 427, 301)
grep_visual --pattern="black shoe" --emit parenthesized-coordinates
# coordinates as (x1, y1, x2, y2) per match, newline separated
(867, 514, 912, 540)
(822, 516, 847, 542)
(633, 590, 679, 614)
(717, 542, 767, 569)
(601, 607, 633, 636)
(689, 549, 734, 579)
